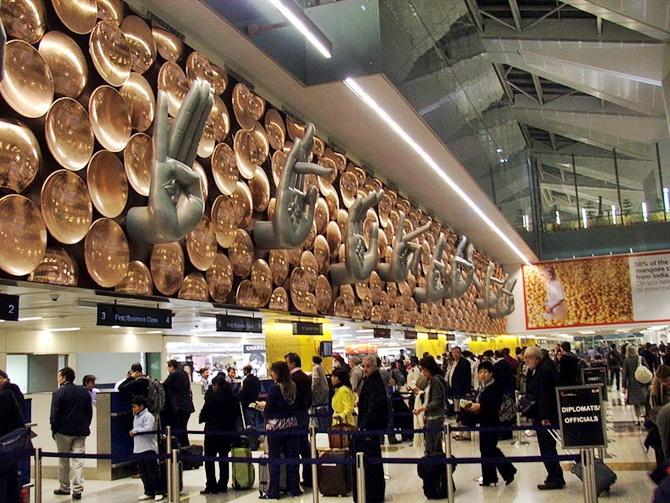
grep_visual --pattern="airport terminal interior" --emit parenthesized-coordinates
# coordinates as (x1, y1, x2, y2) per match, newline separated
(0, 0, 669, 502)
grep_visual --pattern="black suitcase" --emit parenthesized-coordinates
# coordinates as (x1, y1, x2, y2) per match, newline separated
(318, 449, 352, 497)
(180, 445, 203, 470)
(572, 459, 617, 495)
(417, 455, 448, 499)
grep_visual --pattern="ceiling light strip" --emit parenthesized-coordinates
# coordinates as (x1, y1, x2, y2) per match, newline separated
(344, 78, 531, 265)
(267, 0, 333, 59)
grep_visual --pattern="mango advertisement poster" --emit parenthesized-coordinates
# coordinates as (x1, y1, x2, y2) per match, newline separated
(522, 252, 670, 329)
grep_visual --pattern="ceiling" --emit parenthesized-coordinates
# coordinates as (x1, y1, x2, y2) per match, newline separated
(127, 0, 536, 266)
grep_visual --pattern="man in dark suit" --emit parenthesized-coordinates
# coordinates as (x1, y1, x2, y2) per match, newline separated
(0, 370, 25, 503)
(524, 346, 565, 490)
(163, 360, 195, 447)
(285, 353, 313, 487)
(447, 346, 472, 440)
(354, 356, 390, 503)
(557, 342, 582, 387)
(238, 365, 262, 429)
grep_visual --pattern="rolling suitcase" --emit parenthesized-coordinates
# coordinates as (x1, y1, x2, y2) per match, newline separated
(317, 449, 352, 497)
(417, 454, 453, 499)
(231, 445, 255, 490)
(572, 458, 617, 495)
(180, 444, 203, 470)
(258, 453, 287, 496)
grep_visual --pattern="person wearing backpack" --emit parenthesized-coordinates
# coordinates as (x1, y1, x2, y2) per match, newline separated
(119, 364, 165, 416)
(163, 360, 195, 447)
(413, 356, 447, 455)
(0, 369, 25, 503)
(463, 361, 517, 487)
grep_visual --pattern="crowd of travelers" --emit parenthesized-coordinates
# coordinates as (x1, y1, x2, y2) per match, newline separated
(1, 341, 670, 502)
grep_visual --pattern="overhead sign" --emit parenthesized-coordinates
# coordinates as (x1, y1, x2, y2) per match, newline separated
(428, 332, 438, 340)
(373, 328, 391, 339)
(556, 385, 606, 449)
(404, 330, 417, 340)
(581, 367, 609, 401)
(243, 344, 266, 353)
(97, 303, 172, 329)
(292, 321, 322, 335)
(0, 294, 19, 321)
(216, 315, 263, 333)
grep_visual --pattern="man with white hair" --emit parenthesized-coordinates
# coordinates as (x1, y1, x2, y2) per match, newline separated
(349, 356, 364, 395)
(524, 346, 565, 491)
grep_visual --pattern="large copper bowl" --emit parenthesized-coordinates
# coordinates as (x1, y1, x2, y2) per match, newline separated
(41, 169, 92, 244)
(89, 85, 132, 152)
(211, 142, 237, 196)
(0, 0, 46, 44)
(249, 167, 270, 212)
(232, 83, 264, 131)
(269, 287, 288, 311)
(45, 98, 94, 172)
(152, 27, 183, 63)
(316, 275, 332, 314)
(271, 150, 287, 187)
(120, 15, 156, 74)
(120, 73, 155, 132)
(286, 115, 305, 141)
(150, 242, 184, 296)
(209, 96, 230, 142)
(236, 280, 259, 308)
(251, 259, 272, 305)
(197, 121, 216, 158)
(178, 272, 209, 302)
(0, 119, 41, 193)
(233, 122, 268, 179)
(210, 64, 227, 95)
(269, 250, 288, 285)
(186, 215, 217, 271)
(89, 20, 132, 86)
(115, 260, 153, 296)
(87, 150, 128, 218)
(52, 0, 97, 34)
(313, 235, 329, 274)
(0, 194, 47, 275)
(264, 108, 285, 151)
(186, 51, 220, 90)
(1, 40, 54, 118)
(206, 253, 233, 303)
(97, 0, 124, 24)
(211, 194, 236, 248)
(229, 229, 254, 277)
(124, 133, 152, 196)
(157, 61, 189, 117)
(39, 31, 87, 99)
(84, 218, 129, 287)
(28, 248, 78, 286)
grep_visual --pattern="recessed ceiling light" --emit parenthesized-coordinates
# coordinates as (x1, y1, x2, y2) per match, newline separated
(19, 316, 42, 322)
(343, 78, 531, 265)
(267, 0, 333, 58)
(48, 327, 80, 333)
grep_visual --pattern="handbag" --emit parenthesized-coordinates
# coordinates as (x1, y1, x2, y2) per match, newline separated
(328, 418, 355, 449)
(0, 427, 34, 469)
(635, 357, 653, 385)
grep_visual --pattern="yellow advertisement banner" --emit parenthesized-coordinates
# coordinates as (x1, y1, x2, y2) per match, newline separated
(522, 252, 670, 329)
(264, 321, 333, 373)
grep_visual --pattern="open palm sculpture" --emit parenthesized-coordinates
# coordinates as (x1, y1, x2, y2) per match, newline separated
(378, 211, 431, 282)
(330, 191, 384, 285)
(254, 122, 333, 249)
(443, 236, 477, 299)
(476, 262, 516, 318)
(127, 80, 213, 244)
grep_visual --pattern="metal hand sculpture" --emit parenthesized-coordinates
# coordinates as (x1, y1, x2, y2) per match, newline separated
(475, 262, 516, 318)
(330, 190, 383, 285)
(127, 80, 213, 244)
(414, 233, 448, 303)
(442, 236, 476, 299)
(254, 122, 333, 249)
(378, 211, 431, 282)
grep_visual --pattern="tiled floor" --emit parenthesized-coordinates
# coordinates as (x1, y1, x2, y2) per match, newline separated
(42, 390, 659, 502)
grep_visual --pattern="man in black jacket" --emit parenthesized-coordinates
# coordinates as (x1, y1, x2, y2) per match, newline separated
(447, 346, 472, 440)
(354, 356, 390, 503)
(50, 367, 93, 499)
(162, 360, 195, 448)
(238, 365, 261, 429)
(199, 374, 240, 494)
(285, 353, 312, 487)
(524, 347, 565, 490)
(557, 342, 582, 387)
(118, 363, 150, 402)
(0, 370, 25, 503)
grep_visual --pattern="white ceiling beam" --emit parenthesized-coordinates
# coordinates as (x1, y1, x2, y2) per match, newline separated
(507, 0, 523, 33)
(531, 73, 545, 106)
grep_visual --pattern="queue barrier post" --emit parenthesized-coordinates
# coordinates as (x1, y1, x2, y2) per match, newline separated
(444, 423, 455, 503)
(309, 426, 320, 503)
(171, 448, 180, 502)
(165, 427, 173, 503)
(34, 447, 42, 503)
(356, 451, 366, 503)
(512, 391, 528, 446)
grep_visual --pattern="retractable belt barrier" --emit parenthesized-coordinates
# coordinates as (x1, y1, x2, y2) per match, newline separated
(23, 423, 588, 503)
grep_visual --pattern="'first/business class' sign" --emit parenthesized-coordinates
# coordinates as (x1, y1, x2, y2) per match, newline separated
(97, 303, 172, 329)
